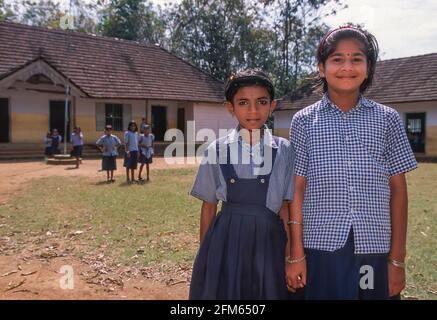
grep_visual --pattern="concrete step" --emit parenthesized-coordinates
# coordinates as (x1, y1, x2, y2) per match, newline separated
(47, 157, 82, 165)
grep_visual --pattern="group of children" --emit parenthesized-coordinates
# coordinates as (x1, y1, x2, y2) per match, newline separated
(189, 26, 417, 300)
(44, 120, 154, 181)
(44, 126, 84, 169)
(95, 121, 154, 183)
(44, 128, 63, 158)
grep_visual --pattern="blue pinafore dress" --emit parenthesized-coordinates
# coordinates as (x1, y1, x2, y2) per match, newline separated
(189, 143, 288, 300)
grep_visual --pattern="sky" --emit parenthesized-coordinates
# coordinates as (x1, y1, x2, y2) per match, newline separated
(148, 0, 437, 60)
(18, 0, 437, 60)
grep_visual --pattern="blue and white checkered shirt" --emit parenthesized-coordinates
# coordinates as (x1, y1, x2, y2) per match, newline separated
(290, 94, 417, 254)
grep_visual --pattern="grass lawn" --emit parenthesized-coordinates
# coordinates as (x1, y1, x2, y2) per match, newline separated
(0, 164, 436, 299)
(0, 168, 201, 267)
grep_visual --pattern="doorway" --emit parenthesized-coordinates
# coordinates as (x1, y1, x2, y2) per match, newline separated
(50, 100, 71, 142)
(152, 106, 167, 141)
(0, 98, 9, 143)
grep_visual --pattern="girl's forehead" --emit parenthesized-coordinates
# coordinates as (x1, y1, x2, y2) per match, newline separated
(330, 38, 366, 54)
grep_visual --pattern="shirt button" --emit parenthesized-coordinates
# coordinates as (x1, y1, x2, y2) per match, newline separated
(345, 136, 350, 142)
(351, 209, 356, 214)
(349, 186, 354, 192)
(230, 178, 235, 184)
(260, 178, 265, 184)
(347, 160, 353, 166)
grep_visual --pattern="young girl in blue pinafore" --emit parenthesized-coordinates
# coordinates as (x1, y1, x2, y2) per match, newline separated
(288, 26, 417, 299)
(96, 124, 121, 183)
(70, 126, 84, 169)
(123, 121, 139, 183)
(189, 69, 296, 300)
(138, 124, 154, 182)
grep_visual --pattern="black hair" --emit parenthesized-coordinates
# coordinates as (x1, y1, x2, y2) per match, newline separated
(315, 26, 379, 93)
(224, 68, 275, 102)
(127, 121, 138, 132)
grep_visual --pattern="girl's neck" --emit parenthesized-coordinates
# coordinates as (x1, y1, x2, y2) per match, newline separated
(327, 89, 360, 113)
(239, 126, 264, 146)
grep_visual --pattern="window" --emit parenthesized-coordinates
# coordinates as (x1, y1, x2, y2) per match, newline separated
(105, 104, 123, 131)
(406, 112, 426, 153)
(96, 103, 131, 131)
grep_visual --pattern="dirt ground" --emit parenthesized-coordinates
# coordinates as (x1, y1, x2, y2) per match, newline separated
(0, 158, 199, 300)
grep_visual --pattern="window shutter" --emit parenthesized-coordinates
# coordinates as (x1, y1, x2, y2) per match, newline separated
(96, 103, 105, 131)
(123, 104, 132, 131)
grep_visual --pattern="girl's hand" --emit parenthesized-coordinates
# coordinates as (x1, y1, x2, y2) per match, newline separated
(286, 260, 306, 293)
(388, 263, 405, 297)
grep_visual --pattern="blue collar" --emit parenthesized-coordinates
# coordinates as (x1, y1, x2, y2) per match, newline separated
(224, 125, 279, 149)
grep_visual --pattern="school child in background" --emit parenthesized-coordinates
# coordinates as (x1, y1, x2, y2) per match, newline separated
(138, 124, 154, 182)
(70, 126, 84, 169)
(124, 121, 139, 183)
(51, 128, 62, 155)
(96, 125, 121, 183)
(140, 117, 148, 134)
(44, 132, 52, 160)
(288, 26, 418, 299)
(189, 69, 296, 300)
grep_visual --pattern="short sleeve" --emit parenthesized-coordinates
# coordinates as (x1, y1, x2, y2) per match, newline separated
(283, 143, 296, 201)
(96, 136, 103, 145)
(289, 114, 308, 177)
(124, 132, 129, 144)
(190, 147, 220, 204)
(385, 110, 418, 176)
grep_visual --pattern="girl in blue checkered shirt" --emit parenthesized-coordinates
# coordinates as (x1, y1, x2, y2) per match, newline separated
(288, 26, 417, 300)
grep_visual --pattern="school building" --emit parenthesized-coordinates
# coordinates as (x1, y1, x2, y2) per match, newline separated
(0, 22, 236, 157)
(274, 52, 437, 158)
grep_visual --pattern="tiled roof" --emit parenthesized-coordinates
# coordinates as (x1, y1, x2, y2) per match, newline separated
(277, 52, 437, 110)
(0, 22, 224, 102)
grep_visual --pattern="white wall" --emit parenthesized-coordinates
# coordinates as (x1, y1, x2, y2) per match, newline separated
(389, 101, 437, 126)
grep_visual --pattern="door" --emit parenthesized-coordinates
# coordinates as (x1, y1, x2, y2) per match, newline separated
(152, 106, 167, 141)
(50, 100, 71, 142)
(406, 112, 426, 153)
(177, 108, 185, 135)
(0, 98, 9, 143)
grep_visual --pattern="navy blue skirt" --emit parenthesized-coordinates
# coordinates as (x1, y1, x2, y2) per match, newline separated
(123, 151, 138, 169)
(102, 156, 117, 171)
(304, 229, 395, 300)
(71, 145, 83, 157)
(189, 202, 288, 300)
(139, 153, 153, 164)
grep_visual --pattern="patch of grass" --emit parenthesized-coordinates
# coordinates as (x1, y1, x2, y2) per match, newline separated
(404, 163, 437, 299)
(0, 164, 436, 299)
(0, 168, 201, 267)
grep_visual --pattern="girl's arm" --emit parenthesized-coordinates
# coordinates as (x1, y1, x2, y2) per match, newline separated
(286, 175, 307, 292)
(290, 176, 306, 258)
(388, 173, 408, 297)
(279, 200, 292, 258)
(199, 201, 217, 244)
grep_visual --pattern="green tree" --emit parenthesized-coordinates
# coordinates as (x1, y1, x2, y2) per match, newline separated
(99, 0, 165, 44)
(0, 0, 16, 21)
(168, 0, 274, 80)
(20, 0, 63, 28)
(264, 0, 343, 96)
